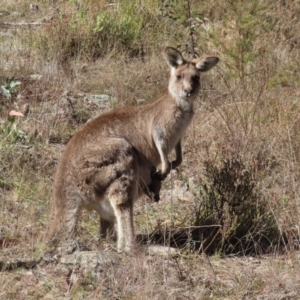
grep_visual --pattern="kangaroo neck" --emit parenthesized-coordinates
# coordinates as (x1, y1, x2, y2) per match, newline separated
(171, 93, 195, 113)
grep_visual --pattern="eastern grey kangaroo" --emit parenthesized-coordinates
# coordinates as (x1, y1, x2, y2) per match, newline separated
(50, 47, 219, 252)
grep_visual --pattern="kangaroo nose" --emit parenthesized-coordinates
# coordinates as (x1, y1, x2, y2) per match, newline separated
(184, 89, 192, 97)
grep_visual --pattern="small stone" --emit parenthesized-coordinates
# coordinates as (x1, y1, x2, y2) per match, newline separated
(30, 4, 39, 12)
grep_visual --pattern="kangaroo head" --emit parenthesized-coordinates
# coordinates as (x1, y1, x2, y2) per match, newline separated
(163, 47, 219, 106)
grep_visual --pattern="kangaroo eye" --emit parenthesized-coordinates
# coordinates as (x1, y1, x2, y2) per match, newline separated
(176, 75, 182, 80)
(192, 75, 200, 81)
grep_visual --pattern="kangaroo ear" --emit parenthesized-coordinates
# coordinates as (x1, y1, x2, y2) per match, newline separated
(163, 47, 184, 68)
(194, 56, 219, 72)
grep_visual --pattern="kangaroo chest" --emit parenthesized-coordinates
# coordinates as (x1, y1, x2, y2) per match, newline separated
(163, 109, 194, 151)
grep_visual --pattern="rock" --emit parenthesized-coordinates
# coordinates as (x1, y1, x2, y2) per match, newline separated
(188, 177, 197, 192)
(173, 180, 188, 198)
(57, 240, 89, 255)
(84, 94, 117, 109)
(59, 251, 121, 280)
(30, 74, 43, 80)
(60, 251, 115, 268)
(147, 245, 179, 257)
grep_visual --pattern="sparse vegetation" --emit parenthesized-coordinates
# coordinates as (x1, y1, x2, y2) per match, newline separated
(195, 154, 280, 255)
(1, 0, 300, 298)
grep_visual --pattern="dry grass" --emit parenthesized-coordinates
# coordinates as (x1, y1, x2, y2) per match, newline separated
(1, 249, 300, 299)
(1, 0, 300, 298)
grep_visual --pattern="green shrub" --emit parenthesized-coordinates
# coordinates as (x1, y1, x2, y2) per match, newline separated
(35, 1, 170, 62)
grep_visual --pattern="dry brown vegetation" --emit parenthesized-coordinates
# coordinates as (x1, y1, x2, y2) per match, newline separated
(1, 0, 300, 299)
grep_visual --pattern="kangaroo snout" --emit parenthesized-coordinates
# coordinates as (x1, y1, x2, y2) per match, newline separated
(184, 88, 193, 97)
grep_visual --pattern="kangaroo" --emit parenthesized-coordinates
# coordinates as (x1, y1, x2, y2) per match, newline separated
(50, 47, 219, 252)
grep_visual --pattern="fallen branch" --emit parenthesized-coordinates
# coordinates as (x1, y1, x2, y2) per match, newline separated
(0, 258, 42, 271)
(1, 21, 45, 26)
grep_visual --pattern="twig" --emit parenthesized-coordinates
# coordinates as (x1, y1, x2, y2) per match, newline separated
(177, 225, 222, 229)
(187, 0, 196, 58)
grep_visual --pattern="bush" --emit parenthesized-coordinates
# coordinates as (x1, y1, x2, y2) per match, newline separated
(194, 154, 280, 255)
(35, 0, 170, 62)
